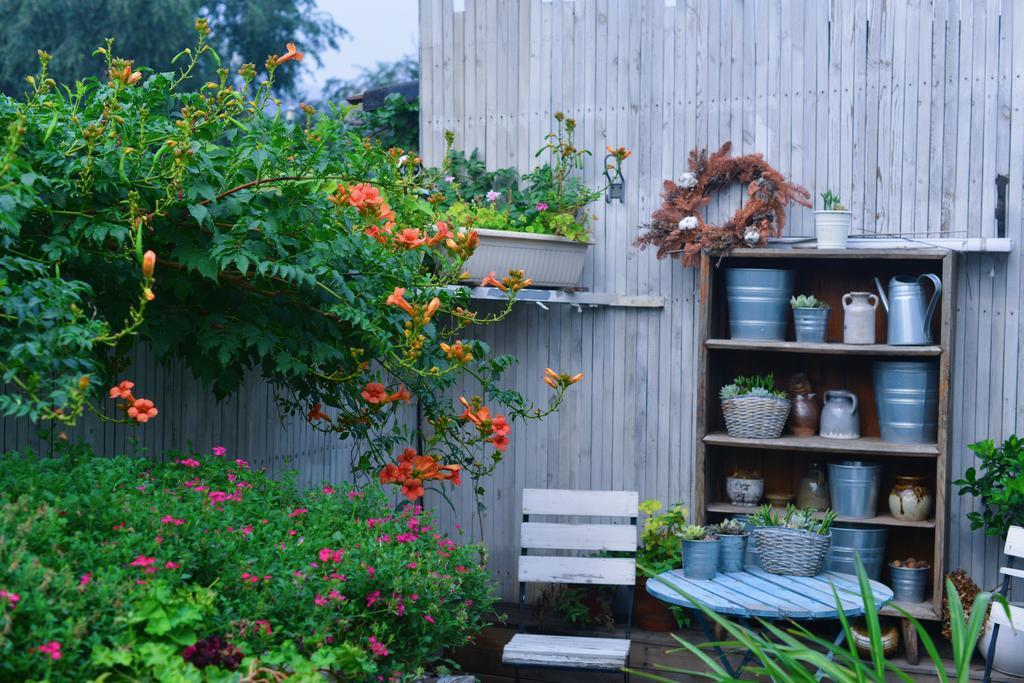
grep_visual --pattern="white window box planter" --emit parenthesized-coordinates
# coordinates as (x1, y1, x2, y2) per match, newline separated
(460, 228, 591, 289)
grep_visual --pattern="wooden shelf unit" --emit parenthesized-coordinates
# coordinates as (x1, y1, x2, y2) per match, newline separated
(695, 248, 955, 622)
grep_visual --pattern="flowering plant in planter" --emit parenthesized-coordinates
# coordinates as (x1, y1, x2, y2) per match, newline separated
(0, 444, 497, 681)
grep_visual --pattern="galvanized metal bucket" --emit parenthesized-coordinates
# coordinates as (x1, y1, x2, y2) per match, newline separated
(873, 361, 939, 444)
(718, 534, 748, 573)
(793, 307, 830, 343)
(824, 524, 888, 580)
(725, 268, 795, 340)
(681, 538, 721, 580)
(889, 565, 928, 602)
(828, 461, 882, 518)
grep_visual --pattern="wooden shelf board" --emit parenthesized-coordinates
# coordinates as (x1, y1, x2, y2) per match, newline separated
(706, 339, 943, 357)
(880, 599, 939, 620)
(705, 502, 937, 529)
(718, 247, 949, 260)
(704, 432, 940, 457)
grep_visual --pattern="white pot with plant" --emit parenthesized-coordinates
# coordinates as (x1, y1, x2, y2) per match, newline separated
(814, 190, 852, 249)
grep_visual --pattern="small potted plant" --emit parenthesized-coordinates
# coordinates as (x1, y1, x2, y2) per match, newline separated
(955, 435, 1024, 675)
(712, 518, 749, 573)
(634, 500, 690, 631)
(719, 374, 791, 439)
(725, 468, 764, 507)
(679, 524, 720, 580)
(747, 504, 837, 576)
(815, 190, 852, 249)
(791, 294, 830, 343)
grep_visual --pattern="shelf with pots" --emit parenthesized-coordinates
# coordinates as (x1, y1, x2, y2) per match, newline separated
(695, 247, 955, 628)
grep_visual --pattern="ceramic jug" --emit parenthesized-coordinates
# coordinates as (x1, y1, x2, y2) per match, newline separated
(874, 274, 941, 345)
(820, 390, 860, 439)
(842, 292, 879, 344)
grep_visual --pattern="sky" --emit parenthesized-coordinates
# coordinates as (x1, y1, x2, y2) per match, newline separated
(300, 0, 420, 96)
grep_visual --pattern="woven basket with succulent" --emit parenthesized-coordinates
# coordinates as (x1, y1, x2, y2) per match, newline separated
(748, 504, 838, 576)
(720, 374, 791, 439)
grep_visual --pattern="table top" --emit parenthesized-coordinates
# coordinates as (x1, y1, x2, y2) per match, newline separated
(646, 567, 894, 620)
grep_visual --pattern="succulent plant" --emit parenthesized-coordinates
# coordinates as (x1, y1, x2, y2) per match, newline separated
(746, 504, 836, 536)
(790, 294, 829, 309)
(820, 190, 847, 212)
(719, 373, 787, 401)
(678, 524, 709, 541)
(716, 518, 748, 535)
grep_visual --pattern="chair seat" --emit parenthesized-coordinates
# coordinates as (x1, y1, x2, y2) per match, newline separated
(502, 633, 631, 670)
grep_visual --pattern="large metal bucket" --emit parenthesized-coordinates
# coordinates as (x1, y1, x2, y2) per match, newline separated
(726, 268, 795, 340)
(824, 524, 888, 580)
(828, 461, 882, 518)
(889, 565, 928, 602)
(873, 361, 939, 444)
(681, 539, 721, 580)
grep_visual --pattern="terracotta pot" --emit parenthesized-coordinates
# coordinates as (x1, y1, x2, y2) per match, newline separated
(633, 577, 677, 631)
(789, 391, 821, 436)
(888, 476, 933, 522)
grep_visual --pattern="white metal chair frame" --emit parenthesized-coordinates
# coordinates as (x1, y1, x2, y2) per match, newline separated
(983, 525, 1024, 683)
(504, 488, 639, 683)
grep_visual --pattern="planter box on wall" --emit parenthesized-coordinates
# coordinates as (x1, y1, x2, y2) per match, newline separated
(461, 228, 591, 289)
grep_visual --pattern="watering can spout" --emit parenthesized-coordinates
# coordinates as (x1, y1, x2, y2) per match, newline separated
(873, 277, 889, 313)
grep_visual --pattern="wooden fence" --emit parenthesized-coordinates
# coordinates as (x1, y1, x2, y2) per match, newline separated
(420, 0, 1024, 601)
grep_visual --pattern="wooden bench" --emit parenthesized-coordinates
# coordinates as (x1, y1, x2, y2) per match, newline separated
(501, 488, 639, 682)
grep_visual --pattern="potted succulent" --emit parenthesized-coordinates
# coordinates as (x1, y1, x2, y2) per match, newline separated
(634, 500, 690, 631)
(747, 504, 837, 577)
(438, 114, 629, 289)
(725, 468, 764, 507)
(815, 190, 852, 249)
(711, 518, 749, 573)
(719, 374, 791, 439)
(791, 294, 830, 343)
(955, 435, 1024, 675)
(679, 524, 721, 580)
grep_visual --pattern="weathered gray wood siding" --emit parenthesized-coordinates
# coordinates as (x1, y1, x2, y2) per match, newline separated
(420, 0, 1024, 600)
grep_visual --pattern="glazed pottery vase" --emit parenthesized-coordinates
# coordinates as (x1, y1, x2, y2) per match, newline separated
(851, 621, 899, 657)
(726, 476, 764, 507)
(788, 374, 820, 436)
(842, 291, 879, 344)
(796, 462, 831, 509)
(888, 476, 933, 522)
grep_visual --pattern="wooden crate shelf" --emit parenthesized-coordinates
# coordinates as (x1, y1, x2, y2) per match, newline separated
(703, 433, 940, 457)
(695, 248, 955, 624)
(706, 339, 943, 357)
(705, 502, 937, 529)
(880, 600, 939, 620)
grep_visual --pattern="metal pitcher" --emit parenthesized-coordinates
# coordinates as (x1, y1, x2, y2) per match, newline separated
(873, 274, 941, 345)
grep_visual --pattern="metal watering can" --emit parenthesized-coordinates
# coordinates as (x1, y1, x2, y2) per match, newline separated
(873, 274, 941, 345)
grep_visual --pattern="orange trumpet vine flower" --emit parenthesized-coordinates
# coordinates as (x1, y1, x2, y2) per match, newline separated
(275, 42, 304, 65)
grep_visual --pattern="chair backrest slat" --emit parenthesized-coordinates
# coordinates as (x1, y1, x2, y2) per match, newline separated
(518, 555, 636, 586)
(521, 522, 637, 552)
(521, 488, 639, 518)
(1004, 526, 1024, 559)
(990, 601, 1024, 629)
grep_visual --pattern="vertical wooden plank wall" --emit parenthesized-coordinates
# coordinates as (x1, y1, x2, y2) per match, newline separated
(421, 0, 1024, 600)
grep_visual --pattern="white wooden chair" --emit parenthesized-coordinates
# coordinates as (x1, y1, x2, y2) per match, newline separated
(501, 488, 639, 682)
(983, 525, 1024, 683)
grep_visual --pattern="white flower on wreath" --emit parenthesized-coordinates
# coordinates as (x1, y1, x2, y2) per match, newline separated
(678, 172, 698, 189)
(678, 215, 699, 230)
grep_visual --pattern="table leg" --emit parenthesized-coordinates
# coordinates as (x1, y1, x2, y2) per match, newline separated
(901, 617, 919, 665)
(814, 629, 847, 681)
(694, 611, 740, 678)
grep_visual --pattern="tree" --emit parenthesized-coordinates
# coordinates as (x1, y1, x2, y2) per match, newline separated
(0, 0, 346, 96)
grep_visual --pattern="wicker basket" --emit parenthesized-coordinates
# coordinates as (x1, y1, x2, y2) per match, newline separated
(753, 527, 832, 576)
(721, 396, 791, 439)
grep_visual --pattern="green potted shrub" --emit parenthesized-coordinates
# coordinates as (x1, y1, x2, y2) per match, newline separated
(719, 374, 791, 439)
(438, 114, 628, 289)
(956, 434, 1024, 675)
(791, 294, 830, 343)
(634, 500, 689, 631)
(679, 524, 720, 580)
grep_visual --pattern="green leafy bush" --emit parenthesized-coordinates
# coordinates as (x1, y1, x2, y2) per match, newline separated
(956, 434, 1024, 537)
(637, 500, 689, 575)
(0, 445, 496, 681)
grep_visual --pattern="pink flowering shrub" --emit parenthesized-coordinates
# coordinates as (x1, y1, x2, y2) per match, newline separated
(0, 445, 496, 681)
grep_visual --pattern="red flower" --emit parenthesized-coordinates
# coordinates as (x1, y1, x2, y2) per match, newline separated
(480, 271, 507, 291)
(489, 433, 510, 452)
(142, 250, 156, 278)
(388, 385, 412, 404)
(395, 228, 424, 249)
(306, 403, 332, 424)
(385, 287, 415, 316)
(361, 383, 388, 404)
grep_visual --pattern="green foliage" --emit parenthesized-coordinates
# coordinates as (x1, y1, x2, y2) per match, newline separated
(677, 524, 710, 542)
(638, 500, 689, 574)
(0, 445, 497, 681)
(790, 294, 829, 309)
(819, 189, 847, 212)
(718, 374, 787, 400)
(546, 586, 615, 629)
(0, 1, 345, 97)
(955, 435, 1024, 537)
(631, 559, 1007, 683)
(0, 26, 578, 509)
(746, 504, 837, 535)
(347, 93, 420, 153)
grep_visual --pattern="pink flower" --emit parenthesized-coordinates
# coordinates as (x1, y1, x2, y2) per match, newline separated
(175, 458, 201, 468)
(37, 641, 61, 660)
(288, 508, 308, 518)
(323, 485, 335, 494)
(366, 590, 381, 606)
(130, 555, 156, 567)
(366, 566, 376, 578)
(79, 573, 92, 588)
(314, 594, 328, 606)
(535, 201, 548, 211)
(405, 562, 418, 569)
(164, 561, 180, 570)
(318, 548, 333, 562)
(212, 446, 227, 456)
(240, 525, 254, 536)
(234, 458, 250, 469)
(161, 515, 184, 526)
(348, 490, 364, 499)
(424, 614, 435, 624)
(329, 589, 345, 601)
(485, 190, 501, 203)
(0, 589, 20, 605)
(332, 549, 344, 563)
(369, 636, 389, 657)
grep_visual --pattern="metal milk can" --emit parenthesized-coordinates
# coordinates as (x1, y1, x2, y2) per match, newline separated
(842, 292, 879, 344)
(873, 274, 942, 345)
